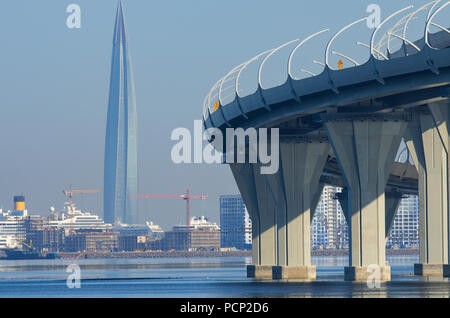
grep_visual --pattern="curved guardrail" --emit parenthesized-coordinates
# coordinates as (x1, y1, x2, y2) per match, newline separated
(202, 1, 450, 130)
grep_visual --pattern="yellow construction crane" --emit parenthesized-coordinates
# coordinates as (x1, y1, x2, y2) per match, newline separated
(63, 185, 100, 206)
(14, 238, 33, 250)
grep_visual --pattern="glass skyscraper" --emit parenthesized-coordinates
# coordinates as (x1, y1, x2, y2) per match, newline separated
(104, 0, 138, 225)
(387, 195, 419, 248)
(311, 185, 349, 250)
(220, 195, 252, 250)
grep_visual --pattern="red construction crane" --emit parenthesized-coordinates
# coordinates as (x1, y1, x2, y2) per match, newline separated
(129, 189, 207, 226)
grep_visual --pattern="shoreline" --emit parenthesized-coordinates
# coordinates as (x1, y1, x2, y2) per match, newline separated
(56, 248, 419, 259)
(311, 248, 419, 256)
(58, 250, 253, 259)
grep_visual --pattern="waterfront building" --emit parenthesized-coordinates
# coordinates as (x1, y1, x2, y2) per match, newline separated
(220, 195, 252, 250)
(311, 185, 349, 250)
(27, 227, 65, 253)
(64, 230, 119, 253)
(103, 0, 138, 224)
(152, 216, 221, 251)
(151, 231, 190, 251)
(387, 195, 419, 249)
(310, 186, 418, 250)
(190, 228, 221, 251)
(118, 235, 140, 251)
(22, 202, 108, 253)
(115, 221, 165, 251)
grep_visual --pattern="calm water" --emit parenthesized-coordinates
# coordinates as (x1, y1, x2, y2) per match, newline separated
(0, 255, 449, 298)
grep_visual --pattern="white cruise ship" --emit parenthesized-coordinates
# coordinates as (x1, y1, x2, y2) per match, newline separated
(0, 209, 28, 249)
(114, 221, 165, 239)
(173, 216, 220, 232)
(49, 202, 110, 230)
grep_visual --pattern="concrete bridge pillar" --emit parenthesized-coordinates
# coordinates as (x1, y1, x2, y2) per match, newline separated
(229, 163, 276, 279)
(230, 140, 329, 280)
(428, 100, 450, 277)
(336, 188, 349, 223)
(325, 118, 407, 281)
(337, 188, 401, 241)
(406, 102, 450, 276)
(311, 182, 325, 223)
(270, 141, 330, 279)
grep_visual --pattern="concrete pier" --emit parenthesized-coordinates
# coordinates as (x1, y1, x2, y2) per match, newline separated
(344, 265, 391, 281)
(246, 265, 273, 279)
(230, 163, 275, 278)
(272, 265, 316, 280)
(405, 105, 450, 276)
(325, 117, 407, 281)
(230, 139, 329, 280)
(269, 141, 329, 280)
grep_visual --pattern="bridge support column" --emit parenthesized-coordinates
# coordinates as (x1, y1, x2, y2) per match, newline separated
(336, 188, 349, 223)
(311, 182, 325, 223)
(270, 141, 330, 280)
(340, 189, 401, 241)
(325, 119, 407, 281)
(406, 102, 450, 276)
(229, 163, 276, 279)
(230, 140, 329, 280)
(428, 101, 450, 277)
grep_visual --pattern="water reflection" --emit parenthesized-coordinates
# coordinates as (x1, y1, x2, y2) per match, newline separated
(0, 255, 448, 297)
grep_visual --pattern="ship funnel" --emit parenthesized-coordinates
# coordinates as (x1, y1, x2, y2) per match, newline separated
(14, 196, 25, 211)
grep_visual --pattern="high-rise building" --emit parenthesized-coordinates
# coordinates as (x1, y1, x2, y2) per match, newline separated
(104, 0, 138, 224)
(311, 186, 349, 250)
(387, 195, 419, 248)
(220, 195, 252, 250)
(311, 186, 419, 250)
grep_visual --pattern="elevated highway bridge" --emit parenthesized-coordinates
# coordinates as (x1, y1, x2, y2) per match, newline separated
(202, 2, 450, 281)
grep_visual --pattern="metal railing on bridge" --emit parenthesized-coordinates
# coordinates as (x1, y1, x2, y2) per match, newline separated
(203, 1, 450, 125)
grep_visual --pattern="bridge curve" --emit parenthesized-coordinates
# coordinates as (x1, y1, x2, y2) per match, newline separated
(203, 10, 449, 131)
(203, 2, 450, 193)
(202, 2, 450, 281)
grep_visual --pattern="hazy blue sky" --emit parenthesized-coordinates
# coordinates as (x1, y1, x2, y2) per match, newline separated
(0, 0, 447, 230)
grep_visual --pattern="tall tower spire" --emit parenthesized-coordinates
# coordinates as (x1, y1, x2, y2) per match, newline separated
(104, 0, 138, 225)
(113, 0, 127, 46)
